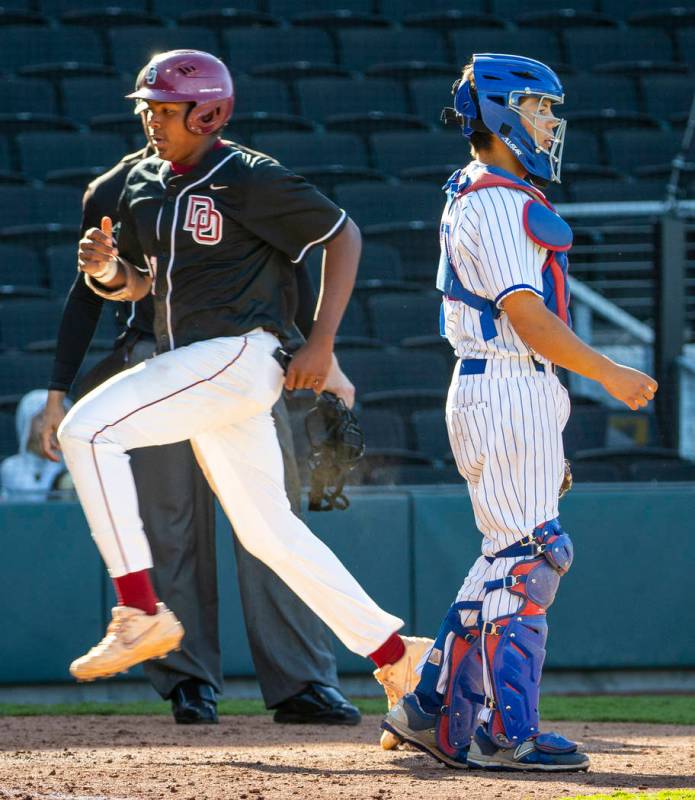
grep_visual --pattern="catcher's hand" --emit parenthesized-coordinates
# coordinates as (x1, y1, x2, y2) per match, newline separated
(305, 392, 365, 511)
(559, 459, 573, 498)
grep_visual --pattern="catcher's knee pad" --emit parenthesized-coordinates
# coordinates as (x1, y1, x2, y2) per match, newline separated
(415, 601, 484, 760)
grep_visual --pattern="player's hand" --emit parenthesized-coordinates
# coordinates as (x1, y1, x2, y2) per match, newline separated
(40, 390, 67, 462)
(600, 362, 658, 410)
(284, 337, 333, 395)
(323, 354, 355, 409)
(78, 216, 118, 276)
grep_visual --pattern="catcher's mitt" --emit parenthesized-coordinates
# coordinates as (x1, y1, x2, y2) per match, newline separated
(559, 458, 573, 498)
(305, 392, 365, 511)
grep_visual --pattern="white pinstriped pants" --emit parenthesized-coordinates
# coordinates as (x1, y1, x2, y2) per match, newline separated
(444, 358, 571, 700)
(58, 328, 403, 657)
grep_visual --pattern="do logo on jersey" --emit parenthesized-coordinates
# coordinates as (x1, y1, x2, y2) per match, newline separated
(183, 195, 223, 245)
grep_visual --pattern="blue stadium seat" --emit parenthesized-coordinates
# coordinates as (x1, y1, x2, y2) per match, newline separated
(412, 407, 451, 460)
(562, 74, 639, 114)
(46, 244, 78, 295)
(410, 76, 455, 128)
(336, 345, 448, 392)
(61, 75, 137, 124)
(0, 245, 45, 289)
(0, 26, 105, 71)
(336, 29, 447, 72)
(5, 78, 56, 116)
(223, 27, 337, 74)
(0, 186, 82, 228)
(252, 132, 369, 169)
(296, 78, 408, 122)
(17, 132, 126, 180)
(337, 299, 370, 339)
(676, 29, 695, 66)
(359, 408, 408, 450)
(0, 299, 64, 349)
(152, 0, 261, 15)
(569, 177, 666, 203)
(641, 75, 695, 119)
(601, 0, 686, 20)
(562, 129, 602, 165)
(493, 0, 597, 14)
(269, 0, 373, 15)
(366, 291, 442, 344)
(452, 29, 563, 69)
(370, 131, 466, 176)
(0, 410, 17, 458)
(357, 242, 404, 282)
(380, 0, 486, 18)
(109, 27, 221, 73)
(233, 77, 292, 116)
(564, 28, 675, 70)
(334, 181, 443, 227)
(0, 353, 55, 398)
(604, 129, 682, 173)
(40, 0, 153, 13)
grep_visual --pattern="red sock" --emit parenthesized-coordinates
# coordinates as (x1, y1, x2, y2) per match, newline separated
(113, 569, 158, 615)
(369, 633, 405, 668)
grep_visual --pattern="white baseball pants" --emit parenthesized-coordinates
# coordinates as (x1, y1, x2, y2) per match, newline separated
(58, 328, 403, 657)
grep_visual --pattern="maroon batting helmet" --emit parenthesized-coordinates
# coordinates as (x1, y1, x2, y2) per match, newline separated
(127, 50, 234, 135)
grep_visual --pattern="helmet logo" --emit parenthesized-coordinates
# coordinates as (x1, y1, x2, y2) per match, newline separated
(501, 136, 523, 157)
(183, 195, 222, 245)
(146, 66, 158, 85)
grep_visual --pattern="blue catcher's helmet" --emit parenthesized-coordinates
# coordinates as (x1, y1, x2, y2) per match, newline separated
(451, 53, 566, 184)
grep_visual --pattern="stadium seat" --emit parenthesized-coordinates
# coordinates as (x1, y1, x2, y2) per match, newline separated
(360, 408, 408, 450)
(223, 27, 337, 74)
(568, 461, 623, 482)
(0, 299, 64, 349)
(628, 459, 695, 482)
(336, 346, 449, 393)
(452, 29, 564, 69)
(334, 181, 443, 227)
(493, 0, 597, 14)
(46, 244, 78, 295)
(641, 75, 695, 120)
(601, 0, 688, 20)
(564, 29, 675, 70)
(337, 299, 370, 339)
(676, 29, 695, 66)
(60, 75, 138, 124)
(17, 132, 126, 181)
(252, 132, 368, 169)
(41, 0, 154, 13)
(0, 353, 54, 399)
(0, 26, 105, 72)
(515, 9, 616, 30)
(562, 129, 602, 166)
(4, 78, 56, 116)
(604, 129, 682, 174)
(336, 29, 448, 72)
(561, 74, 639, 114)
(380, 0, 486, 18)
(152, 0, 262, 15)
(367, 459, 451, 486)
(296, 78, 408, 122)
(412, 408, 451, 460)
(568, 177, 653, 203)
(0, 186, 82, 229)
(366, 291, 442, 345)
(269, 0, 373, 15)
(228, 113, 316, 142)
(357, 242, 404, 283)
(0, 245, 45, 289)
(0, 410, 17, 459)
(410, 76, 457, 129)
(370, 131, 466, 176)
(109, 27, 221, 73)
(233, 77, 292, 117)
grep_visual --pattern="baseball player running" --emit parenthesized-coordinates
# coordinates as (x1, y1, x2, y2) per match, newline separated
(57, 50, 424, 691)
(382, 54, 658, 771)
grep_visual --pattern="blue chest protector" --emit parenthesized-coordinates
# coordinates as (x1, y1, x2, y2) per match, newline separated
(436, 166, 573, 340)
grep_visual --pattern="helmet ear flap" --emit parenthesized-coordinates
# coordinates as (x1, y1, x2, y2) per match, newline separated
(453, 79, 479, 120)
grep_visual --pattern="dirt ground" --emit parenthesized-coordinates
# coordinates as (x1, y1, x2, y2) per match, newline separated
(0, 715, 692, 800)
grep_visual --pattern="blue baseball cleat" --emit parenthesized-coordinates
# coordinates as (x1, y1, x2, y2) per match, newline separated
(467, 726, 590, 772)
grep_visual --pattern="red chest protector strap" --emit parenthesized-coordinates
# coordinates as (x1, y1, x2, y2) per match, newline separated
(457, 175, 570, 325)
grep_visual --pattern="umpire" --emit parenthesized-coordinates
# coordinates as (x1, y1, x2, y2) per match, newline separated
(40, 136, 360, 726)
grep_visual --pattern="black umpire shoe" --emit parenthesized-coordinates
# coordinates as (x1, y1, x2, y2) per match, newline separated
(273, 683, 361, 725)
(170, 679, 218, 725)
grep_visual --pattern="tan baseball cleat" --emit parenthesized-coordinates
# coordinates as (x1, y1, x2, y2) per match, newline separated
(69, 603, 184, 682)
(373, 635, 434, 750)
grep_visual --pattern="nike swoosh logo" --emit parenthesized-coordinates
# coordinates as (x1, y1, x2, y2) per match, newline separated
(209, 184, 228, 190)
(123, 622, 160, 648)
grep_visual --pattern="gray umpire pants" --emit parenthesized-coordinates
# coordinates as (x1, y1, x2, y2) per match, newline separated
(88, 335, 339, 706)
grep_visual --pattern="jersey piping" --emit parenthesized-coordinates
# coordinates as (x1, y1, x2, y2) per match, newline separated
(291, 209, 347, 264)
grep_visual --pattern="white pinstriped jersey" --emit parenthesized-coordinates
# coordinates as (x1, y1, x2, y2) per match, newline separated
(440, 161, 550, 369)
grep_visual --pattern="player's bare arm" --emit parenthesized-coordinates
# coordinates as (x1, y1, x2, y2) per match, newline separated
(502, 290, 658, 410)
(40, 390, 68, 462)
(285, 218, 361, 395)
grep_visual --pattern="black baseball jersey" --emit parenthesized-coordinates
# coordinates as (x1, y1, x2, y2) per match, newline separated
(118, 142, 347, 352)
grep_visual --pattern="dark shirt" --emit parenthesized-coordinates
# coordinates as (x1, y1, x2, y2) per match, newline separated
(48, 143, 326, 391)
(118, 142, 345, 352)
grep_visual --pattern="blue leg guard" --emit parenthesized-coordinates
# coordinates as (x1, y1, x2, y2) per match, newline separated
(414, 601, 484, 762)
(480, 521, 574, 748)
